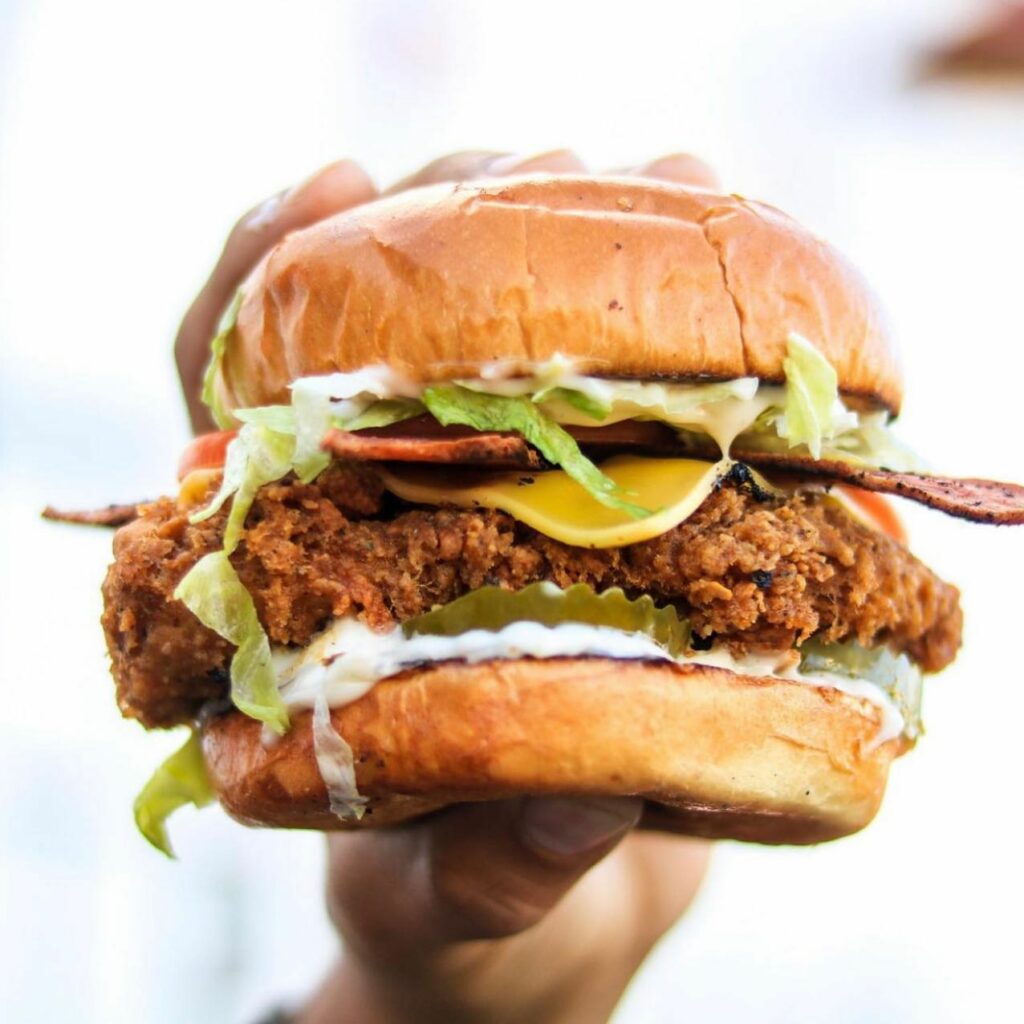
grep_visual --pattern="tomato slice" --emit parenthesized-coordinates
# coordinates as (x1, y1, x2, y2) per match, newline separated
(177, 430, 236, 481)
(837, 486, 907, 544)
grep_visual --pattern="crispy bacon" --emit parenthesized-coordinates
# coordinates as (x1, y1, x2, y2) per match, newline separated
(42, 503, 141, 527)
(321, 427, 541, 469)
(332, 419, 1024, 525)
(51, 418, 1023, 530)
(731, 452, 1024, 525)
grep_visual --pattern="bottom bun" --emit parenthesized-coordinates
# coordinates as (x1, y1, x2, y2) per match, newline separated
(201, 658, 909, 845)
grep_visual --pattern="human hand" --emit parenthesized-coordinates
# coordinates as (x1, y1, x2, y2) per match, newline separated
(175, 150, 717, 1024)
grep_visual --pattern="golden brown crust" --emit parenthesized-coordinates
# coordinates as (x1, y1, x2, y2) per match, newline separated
(216, 175, 902, 416)
(202, 658, 906, 845)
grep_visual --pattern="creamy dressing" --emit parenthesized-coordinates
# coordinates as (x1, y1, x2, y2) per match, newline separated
(274, 617, 908, 748)
(284, 358, 859, 458)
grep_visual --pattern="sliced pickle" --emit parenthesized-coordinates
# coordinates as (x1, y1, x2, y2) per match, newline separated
(799, 638, 924, 738)
(403, 581, 689, 658)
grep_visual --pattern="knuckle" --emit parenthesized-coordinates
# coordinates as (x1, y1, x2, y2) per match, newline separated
(429, 857, 550, 939)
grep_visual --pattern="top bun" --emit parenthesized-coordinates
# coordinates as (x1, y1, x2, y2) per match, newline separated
(216, 175, 902, 415)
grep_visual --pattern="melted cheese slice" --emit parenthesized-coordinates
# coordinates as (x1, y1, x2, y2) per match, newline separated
(381, 455, 726, 548)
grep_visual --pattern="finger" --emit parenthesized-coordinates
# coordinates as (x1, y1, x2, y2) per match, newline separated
(382, 148, 587, 196)
(620, 831, 711, 954)
(174, 159, 377, 433)
(327, 796, 641, 964)
(382, 150, 510, 195)
(616, 152, 721, 190)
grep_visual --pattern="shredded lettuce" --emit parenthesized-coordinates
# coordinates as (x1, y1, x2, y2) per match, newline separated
(174, 551, 289, 734)
(734, 407, 923, 472)
(134, 731, 214, 857)
(313, 692, 368, 821)
(200, 290, 243, 431)
(345, 398, 426, 431)
(403, 581, 690, 657)
(532, 386, 612, 422)
(189, 424, 294, 553)
(234, 404, 295, 433)
(822, 410, 925, 472)
(421, 385, 652, 518)
(290, 387, 332, 483)
(799, 638, 923, 738)
(777, 333, 858, 459)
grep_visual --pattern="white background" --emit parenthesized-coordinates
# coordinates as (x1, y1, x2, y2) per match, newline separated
(2, 1, 1023, 1021)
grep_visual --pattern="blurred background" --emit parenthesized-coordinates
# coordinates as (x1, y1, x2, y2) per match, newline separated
(2, 1, 1023, 1021)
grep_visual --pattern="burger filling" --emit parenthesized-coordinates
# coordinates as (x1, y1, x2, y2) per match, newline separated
(114, 333, 959, 852)
(105, 460, 958, 729)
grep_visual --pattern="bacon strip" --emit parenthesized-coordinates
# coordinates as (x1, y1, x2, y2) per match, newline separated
(49, 421, 1023, 529)
(42, 503, 141, 527)
(730, 452, 1024, 525)
(321, 427, 541, 469)
(330, 420, 1024, 525)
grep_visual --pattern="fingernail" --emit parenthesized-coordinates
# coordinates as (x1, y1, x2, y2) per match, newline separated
(486, 149, 586, 176)
(245, 191, 285, 230)
(519, 797, 641, 857)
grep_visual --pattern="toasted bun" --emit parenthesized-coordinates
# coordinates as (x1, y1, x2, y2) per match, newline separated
(202, 657, 907, 845)
(216, 175, 902, 417)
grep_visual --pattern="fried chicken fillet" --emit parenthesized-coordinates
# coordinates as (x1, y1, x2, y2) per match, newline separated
(104, 464, 961, 730)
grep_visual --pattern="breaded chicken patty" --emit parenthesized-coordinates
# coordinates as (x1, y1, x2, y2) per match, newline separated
(102, 464, 962, 728)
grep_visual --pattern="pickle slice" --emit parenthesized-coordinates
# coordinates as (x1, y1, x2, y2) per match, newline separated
(403, 581, 689, 658)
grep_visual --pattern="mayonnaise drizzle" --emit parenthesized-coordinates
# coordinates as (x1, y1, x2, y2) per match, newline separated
(284, 358, 835, 459)
(273, 617, 908, 748)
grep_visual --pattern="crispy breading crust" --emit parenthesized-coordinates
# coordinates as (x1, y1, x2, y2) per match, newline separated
(101, 464, 961, 728)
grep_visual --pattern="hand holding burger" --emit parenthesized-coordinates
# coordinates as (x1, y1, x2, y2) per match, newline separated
(63, 146, 1023, 1024)
(171, 150, 716, 1024)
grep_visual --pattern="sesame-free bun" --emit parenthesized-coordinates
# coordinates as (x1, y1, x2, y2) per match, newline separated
(201, 657, 907, 845)
(215, 175, 902, 417)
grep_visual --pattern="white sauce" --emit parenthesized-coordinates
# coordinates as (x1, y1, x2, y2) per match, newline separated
(282, 359, 861, 459)
(275, 617, 906, 748)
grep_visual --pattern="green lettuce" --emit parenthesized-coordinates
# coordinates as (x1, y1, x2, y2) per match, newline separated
(420, 385, 651, 518)
(799, 638, 923, 738)
(290, 387, 332, 483)
(345, 398, 426, 431)
(134, 731, 214, 858)
(403, 581, 689, 657)
(234, 404, 296, 433)
(189, 424, 294, 553)
(174, 551, 289, 734)
(532, 386, 612, 422)
(778, 332, 852, 459)
(200, 289, 243, 431)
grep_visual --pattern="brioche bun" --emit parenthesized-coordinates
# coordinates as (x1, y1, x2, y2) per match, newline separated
(215, 175, 902, 417)
(202, 657, 906, 845)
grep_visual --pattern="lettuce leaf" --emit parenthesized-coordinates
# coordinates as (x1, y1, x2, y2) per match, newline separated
(532, 386, 612, 422)
(313, 692, 368, 821)
(133, 731, 214, 858)
(174, 551, 289, 734)
(799, 638, 923, 738)
(189, 424, 294, 553)
(290, 387, 332, 483)
(200, 290, 243, 431)
(420, 385, 652, 518)
(345, 398, 426, 431)
(777, 333, 857, 459)
(234, 405, 296, 433)
(403, 581, 689, 657)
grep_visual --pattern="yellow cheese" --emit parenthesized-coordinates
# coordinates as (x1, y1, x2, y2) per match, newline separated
(380, 455, 726, 548)
(177, 468, 221, 510)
